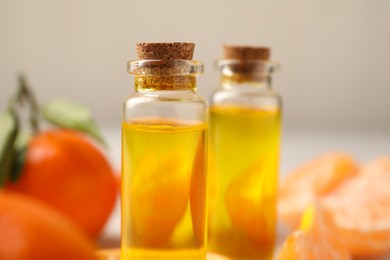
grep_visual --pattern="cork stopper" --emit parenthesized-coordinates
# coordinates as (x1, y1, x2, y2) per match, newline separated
(223, 45, 270, 60)
(136, 42, 195, 60)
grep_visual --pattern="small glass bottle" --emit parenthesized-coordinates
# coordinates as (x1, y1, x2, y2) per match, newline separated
(121, 42, 208, 260)
(208, 45, 282, 259)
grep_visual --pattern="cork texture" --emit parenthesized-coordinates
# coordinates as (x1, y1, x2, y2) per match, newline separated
(223, 45, 270, 60)
(136, 42, 195, 60)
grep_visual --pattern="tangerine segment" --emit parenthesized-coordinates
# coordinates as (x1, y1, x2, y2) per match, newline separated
(278, 153, 359, 229)
(276, 231, 316, 260)
(0, 191, 97, 260)
(129, 154, 190, 247)
(359, 157, 390, 178)
(190, 138, 207, 246)
(277, 205, 351, 260)
(225, 160, 276, 246)
(300, 205, 350, 259)
(207, 253, 232, 260)
(322, 157, 390, 257)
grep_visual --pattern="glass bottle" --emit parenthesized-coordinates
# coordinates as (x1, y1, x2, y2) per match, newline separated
(121, 42, 208, 260)
(208, 45, 282, 260)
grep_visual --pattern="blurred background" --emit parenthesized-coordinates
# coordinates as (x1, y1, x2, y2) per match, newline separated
(1, 0, 389, 168)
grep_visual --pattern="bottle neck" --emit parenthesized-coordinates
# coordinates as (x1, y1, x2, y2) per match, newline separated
(128, 60, 203, 92)
(217, 59, 276, 90)
(135, 75, 196, 91)
(220, 74, 272, 89)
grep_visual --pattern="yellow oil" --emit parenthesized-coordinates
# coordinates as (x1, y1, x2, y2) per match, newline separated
(208, 106, 281, 260)
(121, 118, 207, 260)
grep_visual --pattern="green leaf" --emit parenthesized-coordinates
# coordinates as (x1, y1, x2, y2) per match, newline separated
(41, 100, 107, 146)
(0, 110, 18, 186)
(10, 132, 30, 183)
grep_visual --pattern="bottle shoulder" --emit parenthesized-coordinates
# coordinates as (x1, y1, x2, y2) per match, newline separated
(123, 90, 208, 122)
(210, 87, 281, 107)
(124, 90, 208, 105)
(211, 87, 281, 96)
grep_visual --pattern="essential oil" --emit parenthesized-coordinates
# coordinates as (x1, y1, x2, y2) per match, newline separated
(208, 45, 282, 259)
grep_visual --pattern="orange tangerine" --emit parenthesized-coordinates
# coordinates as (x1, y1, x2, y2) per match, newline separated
(0, 191, 97, 260)
(7, 129, 117, 238)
